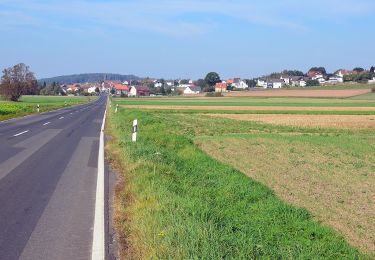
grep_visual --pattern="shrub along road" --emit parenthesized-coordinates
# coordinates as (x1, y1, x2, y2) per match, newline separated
(0, 95, 107, 259)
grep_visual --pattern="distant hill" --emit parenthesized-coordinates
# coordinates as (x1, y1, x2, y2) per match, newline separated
(38, 73, 141, 85)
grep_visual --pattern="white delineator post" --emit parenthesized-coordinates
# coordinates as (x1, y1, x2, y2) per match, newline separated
(132, 119, 138, 142)
(37, 104, 40, 113)
(115, 104, 118, 113)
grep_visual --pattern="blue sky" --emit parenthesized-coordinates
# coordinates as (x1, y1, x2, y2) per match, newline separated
(0, 0, 374, 79)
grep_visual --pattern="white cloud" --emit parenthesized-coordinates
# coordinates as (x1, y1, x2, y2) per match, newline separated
(1, 0, 374, 36)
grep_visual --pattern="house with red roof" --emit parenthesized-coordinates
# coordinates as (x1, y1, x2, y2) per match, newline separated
(112, 83, 129, 96)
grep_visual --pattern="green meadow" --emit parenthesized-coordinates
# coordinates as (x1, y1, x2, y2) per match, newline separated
(0, 95, 97, 121)
(107, 95, 374, 259)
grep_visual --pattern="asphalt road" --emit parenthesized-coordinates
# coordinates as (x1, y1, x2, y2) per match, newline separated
(0, 95, 107, 260)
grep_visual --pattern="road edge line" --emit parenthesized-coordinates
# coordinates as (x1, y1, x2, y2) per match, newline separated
(91, 105, 107, 260)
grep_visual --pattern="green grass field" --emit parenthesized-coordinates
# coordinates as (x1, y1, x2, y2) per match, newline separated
(0, 95, 97, 121)
(114, 95, 375, 107)
(107, 95, 374, 259)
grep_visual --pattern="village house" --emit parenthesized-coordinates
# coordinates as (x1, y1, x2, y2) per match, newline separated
(266, 79, 285, 89)
(256, 78, 267, 88)
(165, 81, 174, 87)
(280, 75, 291, 85)
(154, 81, 163, 88)
(112, 83, 129, 96)
(327, 75, 343, 85)
(215, 82, 228, 93)
(230, 78, 248, 89)
(179, 83, 194, 89)
(183, 85, 201, 95)
(335, 69, 357, 78)
(128, 86, 151, 97)
(290, 76, 307, 87)
(87, 85, 97, 94)
(66, 84, 80, 93)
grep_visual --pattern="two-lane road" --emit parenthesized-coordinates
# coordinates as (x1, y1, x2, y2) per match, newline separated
(0, 95, 107, 259)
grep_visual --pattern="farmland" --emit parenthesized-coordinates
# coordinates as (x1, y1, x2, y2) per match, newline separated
(107, 92, 374, 259)
(0, 95, 97, 121)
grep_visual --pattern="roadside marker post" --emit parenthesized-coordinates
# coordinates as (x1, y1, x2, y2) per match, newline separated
(115, 104, 118, 113)
(132, 119, 138, 143)
(37, 104, 40, 113)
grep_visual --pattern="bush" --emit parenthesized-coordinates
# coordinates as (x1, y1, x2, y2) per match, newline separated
(306, 79, 320, 87)
(371, 87, 375, 93)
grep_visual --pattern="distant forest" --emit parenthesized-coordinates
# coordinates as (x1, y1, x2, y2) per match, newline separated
(38, 73, 141, 84)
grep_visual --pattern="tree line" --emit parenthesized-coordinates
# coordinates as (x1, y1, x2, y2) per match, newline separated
(39, 73, 140, 85)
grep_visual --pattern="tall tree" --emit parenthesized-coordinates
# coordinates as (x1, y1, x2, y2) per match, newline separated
(196, 79, 207, 89)
(353, 67, 365, 73)
(0, 63, 37, 101)
(204, 72, 221, 92)
(308, 67, 327, 75)
(245, 79, 257, 88)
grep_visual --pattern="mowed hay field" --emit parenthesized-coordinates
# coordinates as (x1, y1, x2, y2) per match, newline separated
(108, 91, 375, 258)
(206, 114, 375, 129)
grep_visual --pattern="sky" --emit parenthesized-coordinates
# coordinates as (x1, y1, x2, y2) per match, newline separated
(0, 0, 374, 80)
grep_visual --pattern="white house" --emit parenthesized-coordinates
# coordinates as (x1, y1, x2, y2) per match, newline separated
(312, 74, 324, 80)
(328, 76, 343, 85)
(88, 86, 97, 94)
(257, 79, 267, 88)
(183, 85, 201, 94)
(154, 82, 163, 88)
(231, 78, 248, 89)
(280, 76, 291, 85)
(290, 77, 306, 87)
(267, 79, 285, 89)
(179, 83, 193, 89)
(128, 86, 137, 97)
(317, 77, 326, 84)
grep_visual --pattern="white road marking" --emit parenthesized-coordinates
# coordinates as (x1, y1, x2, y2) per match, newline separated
(70, 112, 73, 115)
(91, 108, 106, 260)
(59, 117, 64, 120)
(43, 122, 51, 126)
(13, 130, 29, 137)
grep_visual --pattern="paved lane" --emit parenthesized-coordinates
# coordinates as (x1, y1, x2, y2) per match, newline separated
(0, 95, 107, 260)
